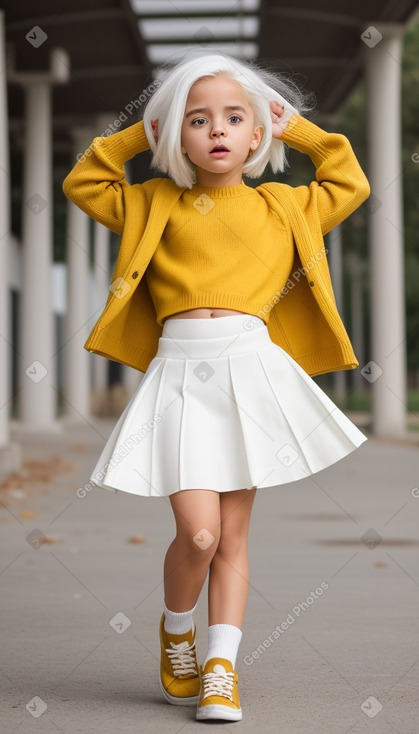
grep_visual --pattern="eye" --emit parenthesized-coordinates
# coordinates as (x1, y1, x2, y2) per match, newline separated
(191, 118, 207, 126)
(229, 115, 242, 124)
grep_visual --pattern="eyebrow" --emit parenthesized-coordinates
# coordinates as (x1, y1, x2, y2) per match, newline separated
(185, 105, 248, 118)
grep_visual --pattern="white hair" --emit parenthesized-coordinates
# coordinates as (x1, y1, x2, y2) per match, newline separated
(142, 51, 314, 188)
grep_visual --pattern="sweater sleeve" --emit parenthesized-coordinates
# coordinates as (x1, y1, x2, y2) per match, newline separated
(279, 114, 370, 234)
(62, 121, 151, 235)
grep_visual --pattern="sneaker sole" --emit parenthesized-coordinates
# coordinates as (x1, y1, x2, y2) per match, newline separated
(196, 703, 242, 721)
(159, 676, 199, 706)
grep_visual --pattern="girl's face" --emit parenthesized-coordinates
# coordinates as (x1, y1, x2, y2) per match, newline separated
(180, 74, 263, 187)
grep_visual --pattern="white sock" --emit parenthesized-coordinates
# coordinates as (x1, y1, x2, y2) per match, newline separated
(163, 599, 198, 635)
(203, 624, 243, 669)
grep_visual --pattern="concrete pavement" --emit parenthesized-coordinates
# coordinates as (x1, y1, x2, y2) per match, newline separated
(1, 417, 418, 733)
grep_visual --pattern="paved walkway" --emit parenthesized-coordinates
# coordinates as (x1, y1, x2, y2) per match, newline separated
(1, 417, 418, 733)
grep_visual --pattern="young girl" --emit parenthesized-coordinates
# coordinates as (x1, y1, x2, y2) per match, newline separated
(63, 52, 370, 722)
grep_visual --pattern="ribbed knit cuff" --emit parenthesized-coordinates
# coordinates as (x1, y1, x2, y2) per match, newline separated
(281, 114, 343, 164)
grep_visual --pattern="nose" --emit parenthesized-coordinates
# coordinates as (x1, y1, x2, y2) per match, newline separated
(211, 122, 225, 137)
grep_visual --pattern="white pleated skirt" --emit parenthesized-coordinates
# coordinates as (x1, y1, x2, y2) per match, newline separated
(89, 313, 367, 497)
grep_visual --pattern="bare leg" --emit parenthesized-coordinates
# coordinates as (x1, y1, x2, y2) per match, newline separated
(164, 489, 221, 612)
(208, 487, 257, 628)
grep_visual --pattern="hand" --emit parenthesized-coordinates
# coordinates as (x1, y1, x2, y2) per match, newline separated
(270, 100, 293, 139)
(151, 119, 158, 144)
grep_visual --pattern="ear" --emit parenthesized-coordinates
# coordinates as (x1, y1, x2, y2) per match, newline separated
(249, 124, 264, 151)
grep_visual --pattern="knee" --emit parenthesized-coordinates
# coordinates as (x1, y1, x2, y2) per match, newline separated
(215, 528, 248, 562)
(178, 525, 221, 561)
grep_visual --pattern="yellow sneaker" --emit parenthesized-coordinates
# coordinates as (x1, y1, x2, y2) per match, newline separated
(159, 613, 200, 706)
(196, 657, 242, 721)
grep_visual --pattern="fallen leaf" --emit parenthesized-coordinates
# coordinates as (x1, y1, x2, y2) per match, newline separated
(20, 508, 37, 519)
(28, 534, 60, 546)
(0, 476, 23, 492)
(68, 443, 90, 453)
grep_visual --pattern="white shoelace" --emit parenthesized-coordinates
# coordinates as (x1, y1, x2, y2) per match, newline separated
(166, 639, 198, 677)
(201, 669, 235, 700)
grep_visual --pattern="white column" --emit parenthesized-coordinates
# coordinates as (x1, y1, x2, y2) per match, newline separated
(0, 11, 21, 476)
(9, 48, 70, 430)
(91, 220, 110, 415)
(364, 24, 407, 437)
(19, 82, 57, 428)
(63, 129, 93, 423)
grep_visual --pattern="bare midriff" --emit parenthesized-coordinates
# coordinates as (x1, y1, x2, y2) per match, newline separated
(164, 307, 248, 321)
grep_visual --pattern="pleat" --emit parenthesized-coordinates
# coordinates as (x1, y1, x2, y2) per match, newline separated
(228, 348, 313, 487)
(90, 357, 166, 496)
(149, 356, 188, 494)
(257, 343, 366, 477)
(176, 355, 251, 490)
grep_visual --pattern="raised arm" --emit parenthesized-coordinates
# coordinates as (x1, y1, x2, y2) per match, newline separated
(62, 121, 151, 235)
(272, 103, 370, 234)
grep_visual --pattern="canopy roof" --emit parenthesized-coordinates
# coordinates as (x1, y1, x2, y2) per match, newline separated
(5, 0, 419, 149)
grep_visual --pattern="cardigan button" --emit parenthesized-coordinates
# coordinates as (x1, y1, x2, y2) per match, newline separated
(309, 281, 315, 287)
(132, 271, 139, 279)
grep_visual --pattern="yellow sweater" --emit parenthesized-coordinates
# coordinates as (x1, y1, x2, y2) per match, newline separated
(62, 114, 370, 376)
(146, 182, 295, 326)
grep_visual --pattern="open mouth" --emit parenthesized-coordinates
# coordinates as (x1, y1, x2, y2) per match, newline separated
(210, 145, 230, 157)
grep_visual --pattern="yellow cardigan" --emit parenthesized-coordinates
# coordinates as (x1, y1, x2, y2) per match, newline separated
(62, 114, 370, 376)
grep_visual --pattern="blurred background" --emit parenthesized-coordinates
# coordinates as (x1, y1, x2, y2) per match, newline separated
(1, 0, 419, 478)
